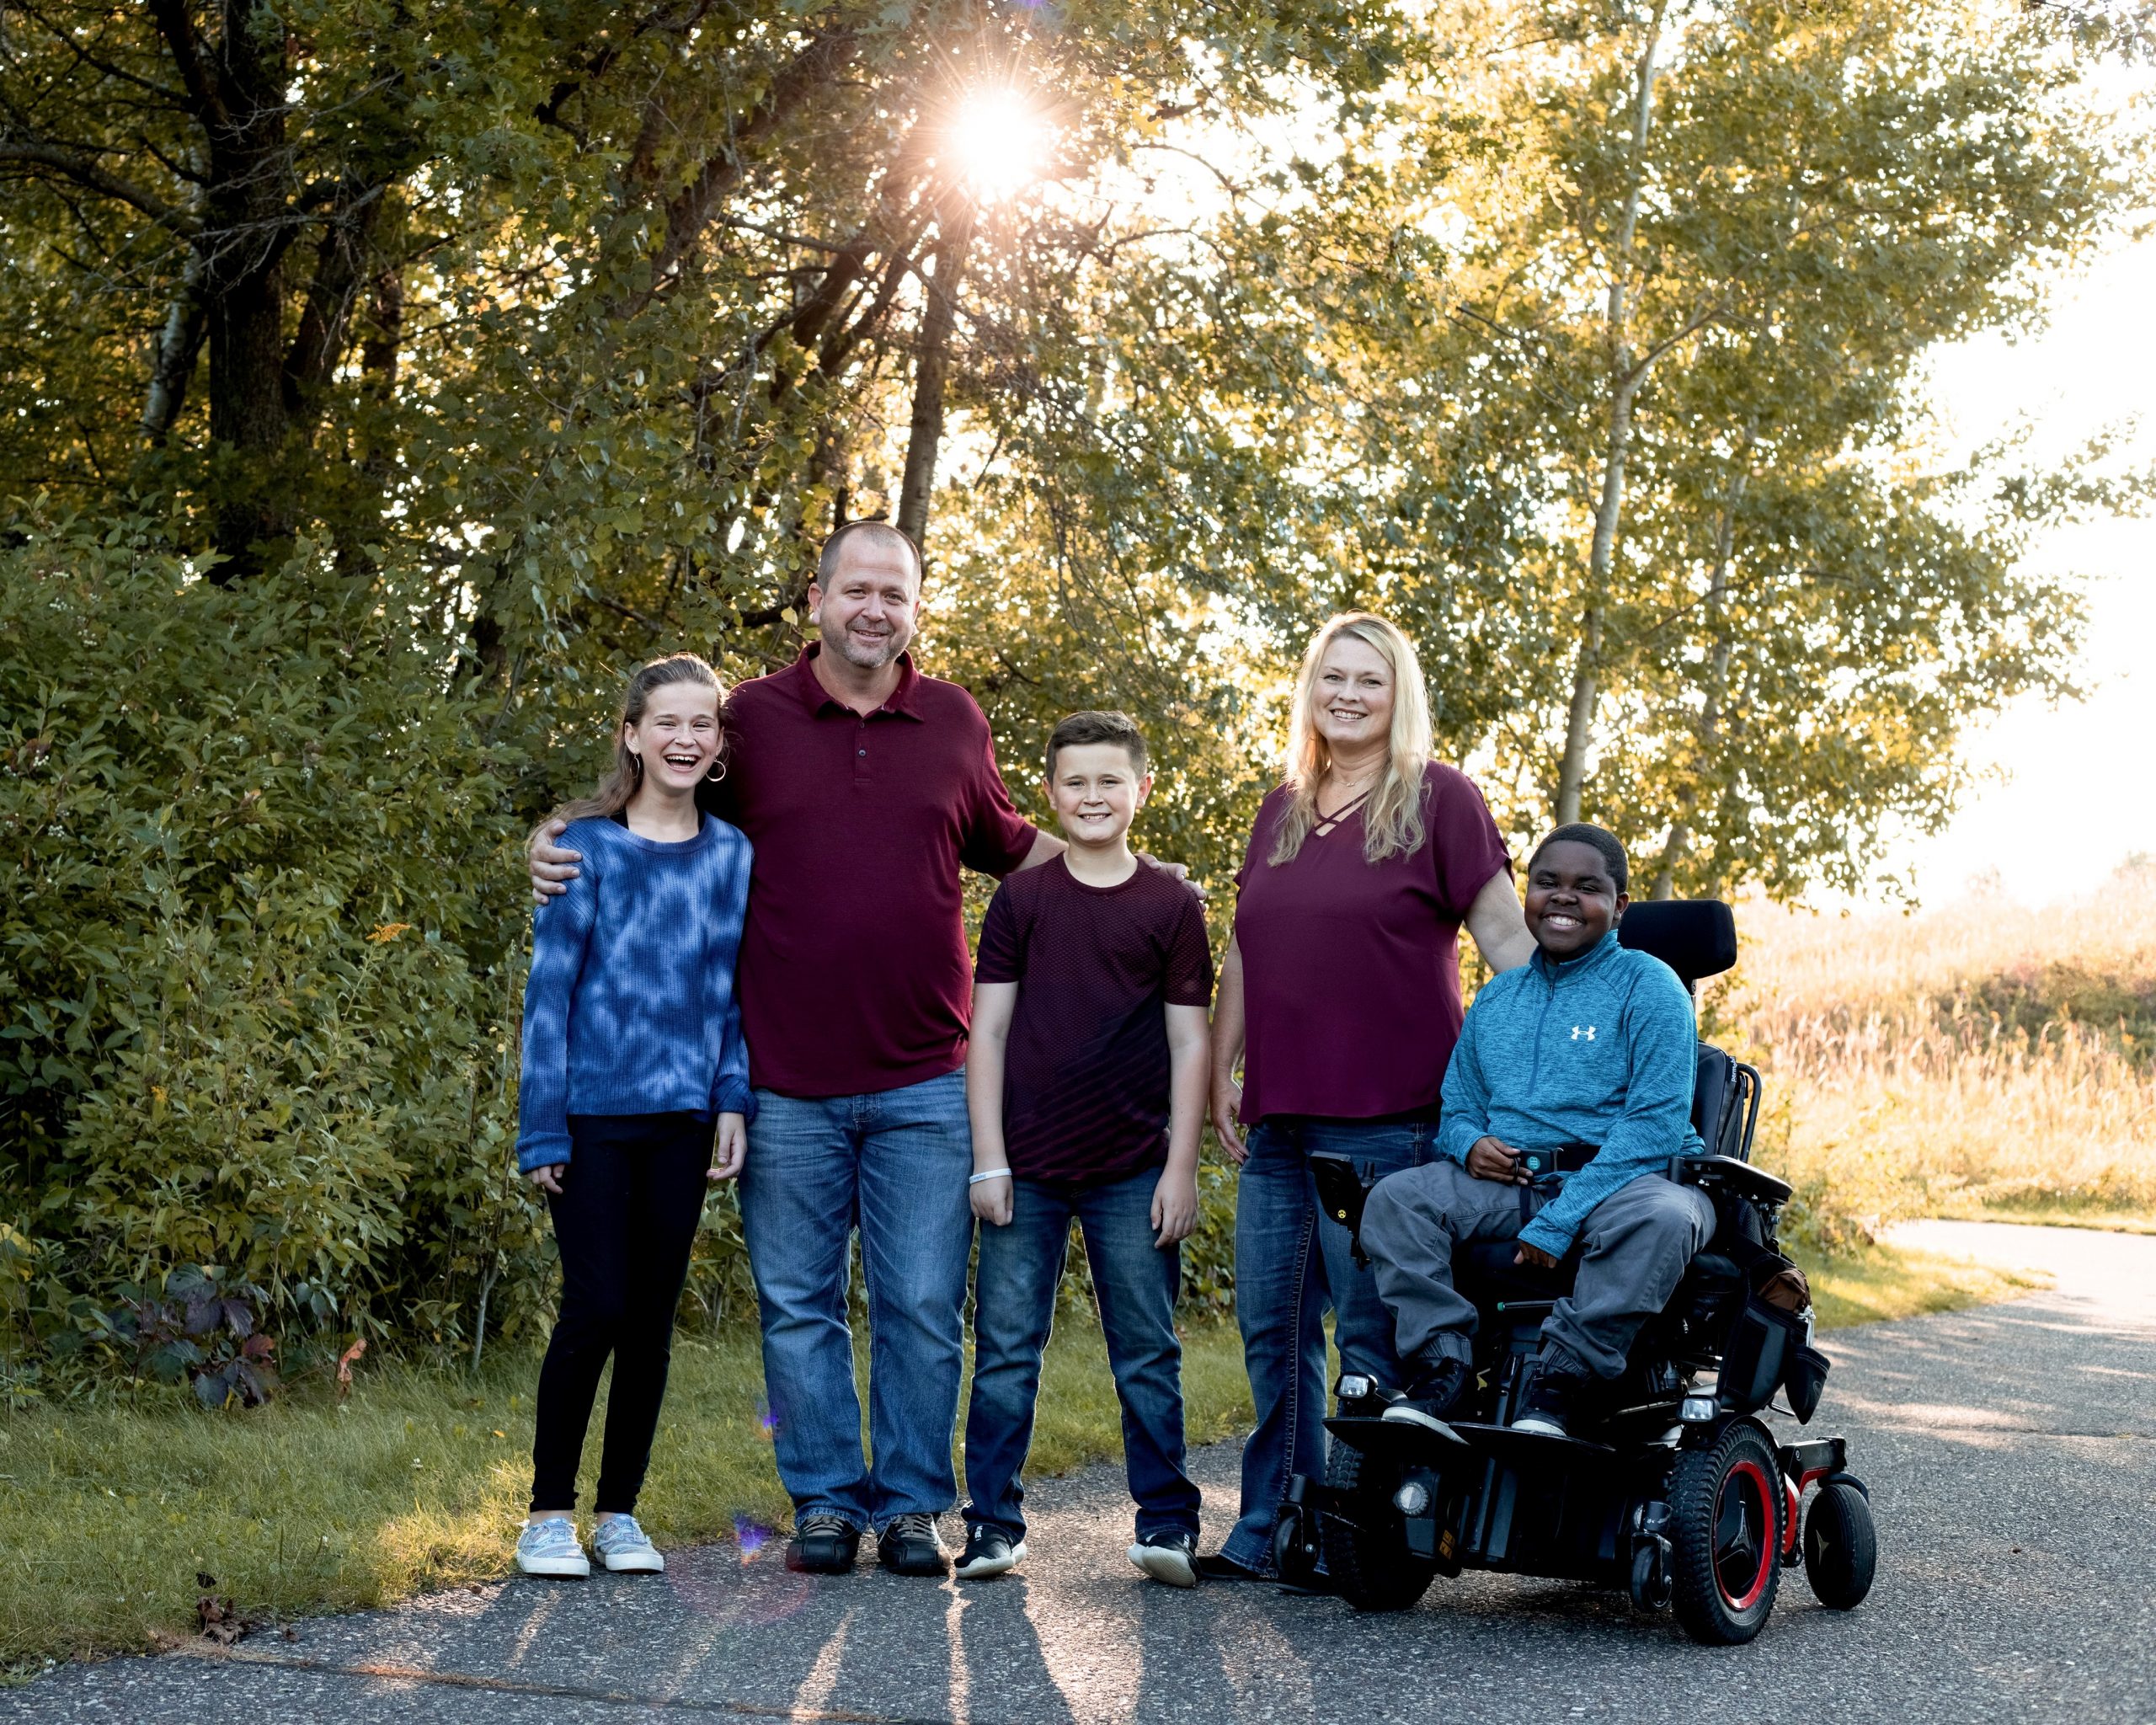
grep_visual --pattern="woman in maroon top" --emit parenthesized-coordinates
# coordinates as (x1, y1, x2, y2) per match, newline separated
(1203, 613, 1534, 1579)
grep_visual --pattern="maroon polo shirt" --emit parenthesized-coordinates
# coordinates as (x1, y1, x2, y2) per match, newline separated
(1232, 762, 1510, 1124)
(701, 646, 1039, 1097)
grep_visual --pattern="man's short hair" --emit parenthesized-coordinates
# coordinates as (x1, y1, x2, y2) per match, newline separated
(1529, 822, 1630, 894)
(818, 519, 923, 588)
(1047, 709, 1149, 777)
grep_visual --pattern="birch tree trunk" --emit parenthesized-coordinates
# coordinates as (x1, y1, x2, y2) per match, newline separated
(1555, 0, 1668, 825)
(1650, 451, 1748, 899)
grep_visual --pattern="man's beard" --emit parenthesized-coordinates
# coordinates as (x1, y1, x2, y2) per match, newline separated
(828, 623, 910, 669)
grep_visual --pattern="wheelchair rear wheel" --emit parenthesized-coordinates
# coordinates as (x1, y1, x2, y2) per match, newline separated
(1669, 1419, 1785, 1644)
(1319, 1437, 1437, 1613)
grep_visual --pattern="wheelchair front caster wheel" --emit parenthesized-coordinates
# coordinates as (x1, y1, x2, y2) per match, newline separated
(1802, 1477, 1876, 1610)
(1271, 1502, 1321, 1589)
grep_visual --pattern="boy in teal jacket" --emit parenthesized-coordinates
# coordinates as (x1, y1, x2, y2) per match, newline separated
(1358, 823, 1715, 1439)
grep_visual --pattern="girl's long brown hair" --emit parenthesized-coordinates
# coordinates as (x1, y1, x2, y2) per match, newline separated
(544, 654, 726, 829)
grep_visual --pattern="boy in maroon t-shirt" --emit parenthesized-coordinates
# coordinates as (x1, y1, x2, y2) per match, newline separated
(958, 711, 1214, 1587)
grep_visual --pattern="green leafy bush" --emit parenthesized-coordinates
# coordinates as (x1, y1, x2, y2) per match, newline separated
(0, 510, 549, 1381)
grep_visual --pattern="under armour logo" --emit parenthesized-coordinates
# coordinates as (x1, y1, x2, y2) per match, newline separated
(1571, 1024, 1597, 1041)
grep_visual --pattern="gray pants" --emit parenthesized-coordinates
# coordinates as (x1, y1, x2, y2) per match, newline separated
(1359, 1161, 1716, 1380)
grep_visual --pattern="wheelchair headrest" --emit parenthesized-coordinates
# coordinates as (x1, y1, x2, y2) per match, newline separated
(1617, 899, 1737, 986)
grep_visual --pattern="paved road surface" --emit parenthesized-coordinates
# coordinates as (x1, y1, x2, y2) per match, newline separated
(10, 1222, 2152, 1725)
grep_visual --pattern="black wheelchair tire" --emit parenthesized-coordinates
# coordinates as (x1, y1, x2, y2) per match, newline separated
(1801, 1479, 1877, 1610)
(1319, 1438, 1437, 1613)
(1271, 1500, 1321, 1589)
(1668, 1418, 1785, 1645)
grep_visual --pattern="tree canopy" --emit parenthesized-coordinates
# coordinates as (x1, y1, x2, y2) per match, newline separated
(2, 0, 2146, 1365)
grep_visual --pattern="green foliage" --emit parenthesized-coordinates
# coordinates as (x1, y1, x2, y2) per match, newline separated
(2, 0, 2150, 1388)
(0, 511, 546, 1374)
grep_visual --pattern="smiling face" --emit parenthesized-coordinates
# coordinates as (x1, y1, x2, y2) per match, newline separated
(808, 533, 921, 671)
(1044, 740, 1150, 850)
(623, 681, 723, 797)
(1310, 633, 1396, 761)
(1524, 838, 1629, 960)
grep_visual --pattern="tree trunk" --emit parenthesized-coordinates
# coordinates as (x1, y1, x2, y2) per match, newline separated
(896, 203, 976, 548)
(141, 247, 207, 442)
(1553, 2, 1668, 825)
(190, 2, 299, 578)
(1650, 451, 1748, 899)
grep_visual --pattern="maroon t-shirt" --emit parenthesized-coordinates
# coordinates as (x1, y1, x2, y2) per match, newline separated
(974, 857, 1215, 1187)
(1232, 762, 1509, 1124)
(702, 648, 1038, 1097)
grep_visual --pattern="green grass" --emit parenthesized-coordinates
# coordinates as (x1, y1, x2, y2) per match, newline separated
(1922, 1194, 2156, 1235)
(0, 1237, 2036, 1676)
(0, 1316, 1255, 1675)
(1801, 1242, 2045, 1329)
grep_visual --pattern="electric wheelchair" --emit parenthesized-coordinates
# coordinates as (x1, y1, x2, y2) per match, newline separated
(1270, 900, 1877, 1645)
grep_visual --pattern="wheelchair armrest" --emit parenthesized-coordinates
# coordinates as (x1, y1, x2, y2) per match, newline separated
(1672, 1155, 1792, 1208)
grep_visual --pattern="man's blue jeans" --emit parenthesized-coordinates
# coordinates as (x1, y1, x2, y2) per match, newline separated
(738, 1070, 973, 1531)
(1220, 1114, 1433, 1573)
(963, 1167, 1199, 1544)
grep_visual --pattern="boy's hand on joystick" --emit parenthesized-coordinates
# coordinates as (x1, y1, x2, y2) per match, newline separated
(1466, 1136, 1530, 1184)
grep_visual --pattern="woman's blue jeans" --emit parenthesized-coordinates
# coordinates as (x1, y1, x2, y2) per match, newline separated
(1220, 1114, 1434, 1573)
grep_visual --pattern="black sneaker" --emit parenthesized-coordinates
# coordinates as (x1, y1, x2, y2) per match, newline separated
(1128, 1529, 1199, 1589)
(877, 1512, 950, 1577)
(785, 1513, 860, 1574)
(1513, 1359, 1589, 1437)
(1380, 1355, 1473, 1439)
(954, 1522, 1025, 1580)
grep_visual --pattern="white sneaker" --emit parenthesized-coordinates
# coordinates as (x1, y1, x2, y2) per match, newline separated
(592, 1514, 665, 1573)
(516, 1517, 591, 1578)
(1129, 1529, 1200, 1588)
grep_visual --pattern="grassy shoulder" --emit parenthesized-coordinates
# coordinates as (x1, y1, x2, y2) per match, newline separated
(1801, 1241, 2045, 1330)
(0, 1316, 1255, 1675)
(0, 1236, 2035, 1676)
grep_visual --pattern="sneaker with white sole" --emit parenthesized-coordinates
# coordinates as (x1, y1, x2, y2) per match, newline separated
(954, 1522, 1026, 1580)
(516, 1516, 591, 1578)
(1128, 1529, 1200, 1588)
(592, 1514, 665, 1573)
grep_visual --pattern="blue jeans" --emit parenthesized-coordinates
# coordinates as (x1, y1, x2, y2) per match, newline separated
(737, 1070, 974, 1530)
(1221, 1115, 1433, 1572)
(963, 1168, 1199, 1544)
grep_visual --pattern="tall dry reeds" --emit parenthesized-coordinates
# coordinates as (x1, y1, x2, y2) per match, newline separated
(1712, 868, 2156, 1247)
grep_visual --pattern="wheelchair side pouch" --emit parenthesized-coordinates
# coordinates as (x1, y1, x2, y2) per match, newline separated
(1716, 1295, 1828, 1420)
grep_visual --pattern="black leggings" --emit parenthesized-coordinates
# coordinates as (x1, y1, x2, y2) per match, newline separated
(530, 1113, 711, 1514)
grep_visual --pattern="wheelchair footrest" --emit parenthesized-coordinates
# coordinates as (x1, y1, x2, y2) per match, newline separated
(1324, 1415, 1617, 1471)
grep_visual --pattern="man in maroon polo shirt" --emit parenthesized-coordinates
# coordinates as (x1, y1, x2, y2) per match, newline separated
(531, 521, 1070, 1578)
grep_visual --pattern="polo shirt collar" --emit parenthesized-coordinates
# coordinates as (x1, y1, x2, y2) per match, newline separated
(789, 644, 925, 721)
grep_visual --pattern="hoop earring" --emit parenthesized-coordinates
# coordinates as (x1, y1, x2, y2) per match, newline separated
(706, 758, 728, 783)
(629, 754, 644, 786)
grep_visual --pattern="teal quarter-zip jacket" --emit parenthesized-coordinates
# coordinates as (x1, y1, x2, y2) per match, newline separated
(1436, 928, 1704, 1257)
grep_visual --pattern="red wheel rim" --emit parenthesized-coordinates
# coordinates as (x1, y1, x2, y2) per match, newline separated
(1714, 1458, 1776, 1612)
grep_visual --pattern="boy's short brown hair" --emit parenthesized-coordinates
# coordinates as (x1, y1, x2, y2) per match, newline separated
(1046, 709, 1149, 777)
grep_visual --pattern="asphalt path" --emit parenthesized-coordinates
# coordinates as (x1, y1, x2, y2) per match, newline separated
(10, 1221, 2152, 1725)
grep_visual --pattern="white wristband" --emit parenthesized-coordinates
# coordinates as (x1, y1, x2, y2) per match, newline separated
(969, 1168, 1012, 1186)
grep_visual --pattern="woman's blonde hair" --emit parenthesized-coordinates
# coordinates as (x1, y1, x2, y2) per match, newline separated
(1268, 613, 1434, 868)
(546, 654, 726, 829)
